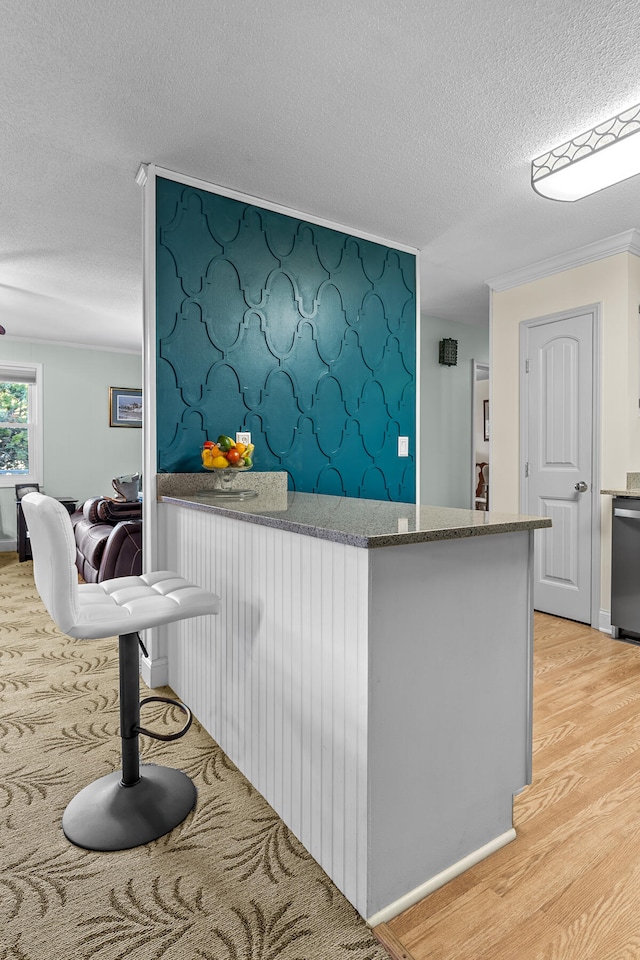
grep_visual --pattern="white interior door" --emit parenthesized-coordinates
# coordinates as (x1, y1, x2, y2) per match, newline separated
(522, 310, 595, 624)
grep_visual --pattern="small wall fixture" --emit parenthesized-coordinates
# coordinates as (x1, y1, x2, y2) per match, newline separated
(532, 103, 640, 201)
(439, 338, 458, 366)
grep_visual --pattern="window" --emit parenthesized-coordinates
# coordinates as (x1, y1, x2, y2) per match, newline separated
(0, 363, 42, 487)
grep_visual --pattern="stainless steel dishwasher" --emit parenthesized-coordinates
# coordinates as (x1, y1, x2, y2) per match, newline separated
(611, 497, 640, 638)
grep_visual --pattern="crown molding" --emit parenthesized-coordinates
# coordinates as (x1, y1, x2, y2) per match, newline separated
(151, 163, 420, 256)
(486, 228, 640, 292)
(1, 333, 141, 354)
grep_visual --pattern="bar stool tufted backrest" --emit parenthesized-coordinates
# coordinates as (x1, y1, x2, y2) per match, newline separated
(23, 490, 80, 635)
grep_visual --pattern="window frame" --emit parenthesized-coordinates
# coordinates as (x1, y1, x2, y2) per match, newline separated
(0, 362, 43, 488)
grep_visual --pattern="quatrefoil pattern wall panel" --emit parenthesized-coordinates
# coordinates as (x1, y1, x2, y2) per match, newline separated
(156, 176, 417, 502)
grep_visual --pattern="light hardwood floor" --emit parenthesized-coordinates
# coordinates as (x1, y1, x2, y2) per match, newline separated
(373, 612, 640, 960)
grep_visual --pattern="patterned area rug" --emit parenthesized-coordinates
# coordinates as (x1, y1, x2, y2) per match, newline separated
(0, 553, 389, 960)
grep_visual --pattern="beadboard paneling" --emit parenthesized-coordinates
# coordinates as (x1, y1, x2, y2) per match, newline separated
(160, 502, 370, 911)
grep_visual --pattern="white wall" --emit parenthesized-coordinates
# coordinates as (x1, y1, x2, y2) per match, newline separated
(0, 338, 142, 543)
(420, 315, 489, 508)
(491, 251, 640, 616)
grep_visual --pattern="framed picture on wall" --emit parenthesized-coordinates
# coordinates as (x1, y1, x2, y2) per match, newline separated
(109, 387, 142, 427)
(483, 399, 490, 441)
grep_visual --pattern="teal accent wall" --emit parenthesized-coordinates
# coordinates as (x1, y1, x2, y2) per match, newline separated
(156, 177, 416, 501)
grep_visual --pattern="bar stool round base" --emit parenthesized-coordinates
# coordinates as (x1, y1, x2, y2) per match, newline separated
(62, 763, 197, 851)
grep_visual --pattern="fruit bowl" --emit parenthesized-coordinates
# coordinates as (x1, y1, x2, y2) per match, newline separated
(201, 435, 257, 498)
(201, 435, 254, 471)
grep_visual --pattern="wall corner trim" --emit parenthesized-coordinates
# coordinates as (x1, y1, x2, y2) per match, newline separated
(135, 163, 149, 187)
(486, 228, 640, 292)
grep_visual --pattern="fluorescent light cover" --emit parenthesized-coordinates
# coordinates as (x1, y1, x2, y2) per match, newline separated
(532, 104, 640, 201)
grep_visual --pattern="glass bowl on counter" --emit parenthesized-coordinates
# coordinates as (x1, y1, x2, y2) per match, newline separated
(201, 437, 257, 499)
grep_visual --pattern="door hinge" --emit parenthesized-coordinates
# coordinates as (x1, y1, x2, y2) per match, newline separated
(524, 462, 529, 478)
(525, 359, 530, 373)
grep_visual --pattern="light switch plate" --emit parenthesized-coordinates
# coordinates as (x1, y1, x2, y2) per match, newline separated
(398, 436, 409, 457)
(236, 432, 251, 446)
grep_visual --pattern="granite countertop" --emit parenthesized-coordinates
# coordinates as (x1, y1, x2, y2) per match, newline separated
(601, 472, 640, 498)
(159, 488, 551, 548)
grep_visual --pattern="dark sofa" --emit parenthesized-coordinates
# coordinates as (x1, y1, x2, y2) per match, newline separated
(71, 497, 142, 583)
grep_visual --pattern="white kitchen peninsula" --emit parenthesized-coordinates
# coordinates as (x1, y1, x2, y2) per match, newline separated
(154, 478, 550, 923)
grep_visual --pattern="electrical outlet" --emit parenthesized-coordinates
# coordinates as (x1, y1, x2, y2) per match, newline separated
(236, 432, 251, 446)
(398, 436, 409, 457)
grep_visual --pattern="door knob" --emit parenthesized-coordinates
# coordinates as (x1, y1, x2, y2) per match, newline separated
(574, 481, 588, 492)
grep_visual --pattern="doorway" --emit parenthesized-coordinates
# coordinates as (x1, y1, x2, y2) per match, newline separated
(471, 361, 490, 510)
(520, 307, 601, 625)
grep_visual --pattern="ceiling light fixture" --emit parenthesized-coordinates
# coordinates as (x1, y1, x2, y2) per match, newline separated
(531, 103, 640, 201)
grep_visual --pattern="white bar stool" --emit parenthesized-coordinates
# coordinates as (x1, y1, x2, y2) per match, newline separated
(21, 492, 220, 852)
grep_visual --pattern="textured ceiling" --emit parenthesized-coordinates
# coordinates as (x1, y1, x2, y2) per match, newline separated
(2, 0, 640, 353)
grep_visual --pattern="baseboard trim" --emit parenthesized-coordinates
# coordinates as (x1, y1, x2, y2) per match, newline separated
(140, 654, 169, 690)
(0, 540, 17, 553)
(599, 608, 612, 634)
(366, 828, 516, 927)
